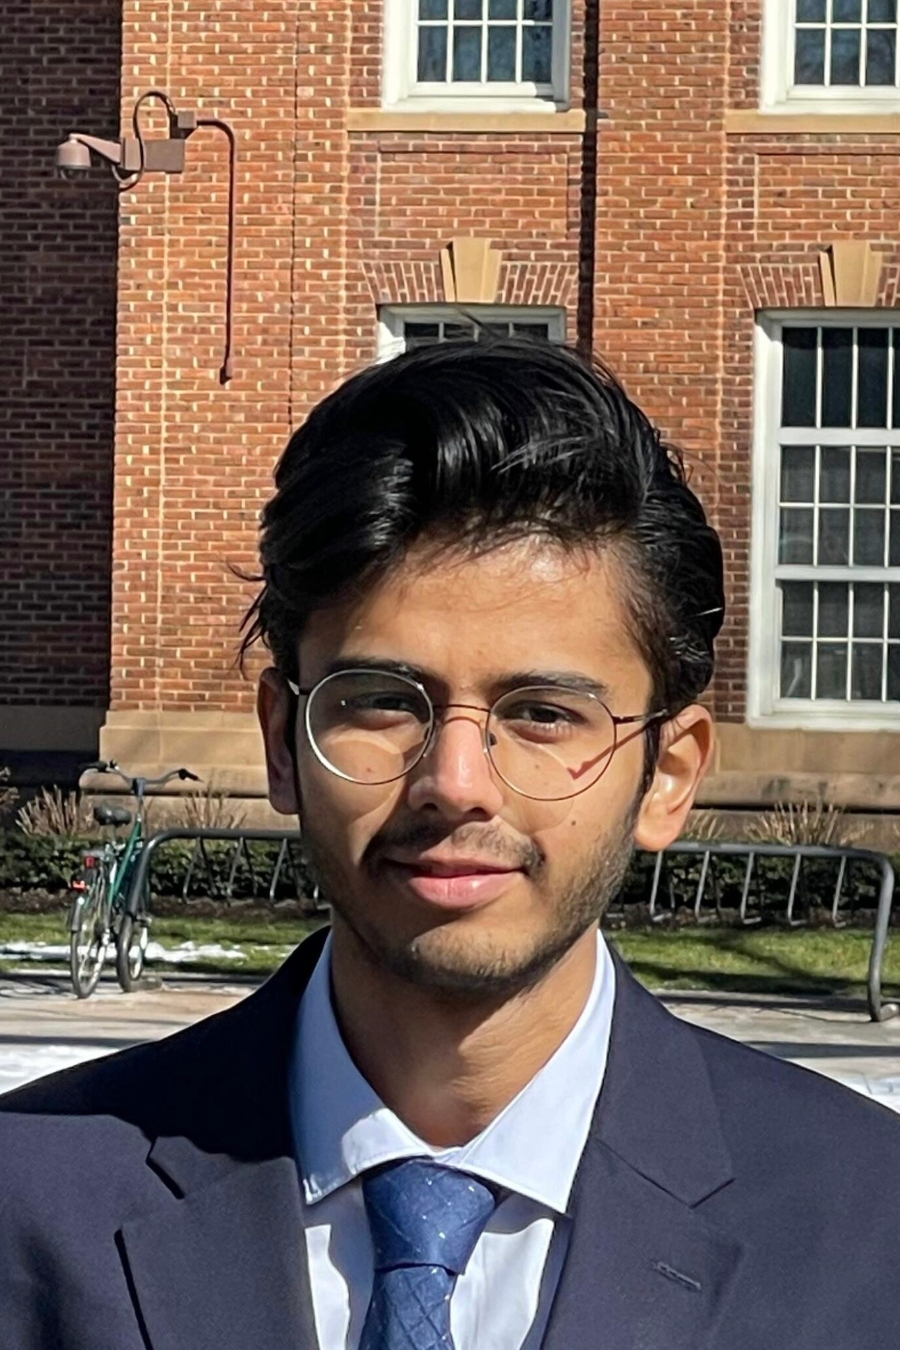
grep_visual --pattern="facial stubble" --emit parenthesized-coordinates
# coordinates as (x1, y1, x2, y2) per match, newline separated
(297, 785, 642, 1004)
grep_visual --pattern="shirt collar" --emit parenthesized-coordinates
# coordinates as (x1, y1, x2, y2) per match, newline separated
(289, 927, 616, 1217)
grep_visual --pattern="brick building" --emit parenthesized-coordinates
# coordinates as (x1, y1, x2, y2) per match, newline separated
(3, 0, 900, 821)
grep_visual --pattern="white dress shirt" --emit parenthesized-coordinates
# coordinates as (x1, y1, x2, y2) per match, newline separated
(289, 928, 616, 1350)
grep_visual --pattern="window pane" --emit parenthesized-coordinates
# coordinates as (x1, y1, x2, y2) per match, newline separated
(418, 26, 448, 79)
(522, 25, 553, 82)
(523, 24, 553, 83)
(512, 321, 551, 338)
(819, 508, 851, 564)
(857, 330, 889, 427)
(781, 445, 815, 502)
(866, 27, 896, 85)
(817, 644, 849, 699)
(853, 509, 886, 565)
(487, 25, 516, 79)
(833, 0, 862, 18)
(489, 0, 517, 16)
(889, 646, 900, 701)
(851, 644, 883, 700)
(782, 582, 815, 636)
(831, 27, 862, 85)
(869, 0, 897, 21)
(455, 0, 482, 17)
(822, 329, 853, 426)
(779, 508, 815, 564)
(819, 582, 849, 637)
(420, 0, 448, 17)
(892, 450, 900, 501)
(856, 449, 887, 503)
(854, 583, 885, 637)
(444, 322, 475, 340)
(453, 26, 482, 80)
(820, 445, 851, 502)
(890, 585, 900, 638)
(404, 323, 441, 350)
(782, 328, 817, 425)
(891, 508, 900, 565)
(797, 0, 826, 17)
(795, 26, 827, 82)
(781, 643, 813, 698)
(524, 0, 553, 18)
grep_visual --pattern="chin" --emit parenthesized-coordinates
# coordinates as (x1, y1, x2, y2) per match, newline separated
(377, 921, 579, 1001)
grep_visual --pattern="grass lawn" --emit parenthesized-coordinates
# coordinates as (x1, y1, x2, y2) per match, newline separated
(0, 910, 897, 997)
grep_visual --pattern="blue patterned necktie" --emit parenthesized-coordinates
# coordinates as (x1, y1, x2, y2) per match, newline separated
(359, 1158, 498, 1350)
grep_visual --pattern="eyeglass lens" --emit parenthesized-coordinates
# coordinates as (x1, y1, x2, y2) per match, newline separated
(306, 671, 618, 801)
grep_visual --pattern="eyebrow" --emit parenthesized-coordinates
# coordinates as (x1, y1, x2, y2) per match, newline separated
(322, 657, 613, 703)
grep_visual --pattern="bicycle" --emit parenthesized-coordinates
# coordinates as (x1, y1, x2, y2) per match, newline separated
(67, 759, 201, 999)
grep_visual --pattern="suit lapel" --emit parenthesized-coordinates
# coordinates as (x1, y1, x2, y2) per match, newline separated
(120, 1156, 316, 1350)
(118, 928, 329, 1350)
(542, 952, 745, 1350)
(117, 932, 745, 1350)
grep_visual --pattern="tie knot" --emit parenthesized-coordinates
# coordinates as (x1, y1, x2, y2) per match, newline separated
(362, 1159, 497, 1276)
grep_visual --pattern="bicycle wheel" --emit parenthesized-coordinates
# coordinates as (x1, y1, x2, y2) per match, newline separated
(115, 888, 149, 993)
(69, 871, 109, 999)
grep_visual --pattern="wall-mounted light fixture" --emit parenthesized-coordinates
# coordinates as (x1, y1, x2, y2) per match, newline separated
(56, 90, 237, 385)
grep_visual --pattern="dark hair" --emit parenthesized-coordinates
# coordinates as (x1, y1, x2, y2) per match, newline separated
(238, 338, 725, 790)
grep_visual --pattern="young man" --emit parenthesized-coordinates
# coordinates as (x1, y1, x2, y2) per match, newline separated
(1, 340, 899, 1349)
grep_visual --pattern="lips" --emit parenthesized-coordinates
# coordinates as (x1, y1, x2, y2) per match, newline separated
(381, 856, 524, 910)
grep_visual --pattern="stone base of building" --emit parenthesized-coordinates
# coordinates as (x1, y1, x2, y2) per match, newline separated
(4, 706, 899, 815)
(90, 710, 900, 814)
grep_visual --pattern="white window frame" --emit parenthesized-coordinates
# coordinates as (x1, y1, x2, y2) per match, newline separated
(377, 304, 567, 358)
(749, 311, 900, 730)
(762, 0, 900, 113)
(383, 0, 572, 113)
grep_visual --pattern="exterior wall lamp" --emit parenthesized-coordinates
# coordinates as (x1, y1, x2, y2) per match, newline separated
(56, 90, 237, 385)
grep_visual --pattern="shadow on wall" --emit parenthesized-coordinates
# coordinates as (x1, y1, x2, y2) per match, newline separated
(0, 0, 123, 745)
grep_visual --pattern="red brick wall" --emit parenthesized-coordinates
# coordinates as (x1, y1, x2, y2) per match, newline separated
(12, 0, 900, 739)
(0, 0, 121, 713)
(112, 0, 589, 717)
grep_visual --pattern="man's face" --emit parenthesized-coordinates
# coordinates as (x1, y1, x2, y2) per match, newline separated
(262, 540, 707, 999)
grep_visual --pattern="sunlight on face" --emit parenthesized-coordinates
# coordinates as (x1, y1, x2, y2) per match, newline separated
(293, 539, 655, 998)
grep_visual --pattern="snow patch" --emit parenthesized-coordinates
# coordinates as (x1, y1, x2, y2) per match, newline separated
(0, 940, 250, 965)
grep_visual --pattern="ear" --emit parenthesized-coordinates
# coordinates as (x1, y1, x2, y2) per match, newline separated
(257, 667, 301, 816)
(633, 705, 715, 853)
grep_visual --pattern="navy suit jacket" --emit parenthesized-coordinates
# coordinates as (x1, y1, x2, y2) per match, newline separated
(2, 926, 900, 1349)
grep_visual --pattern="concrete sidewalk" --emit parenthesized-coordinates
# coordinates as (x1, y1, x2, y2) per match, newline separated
(3, 974, 900, 1113)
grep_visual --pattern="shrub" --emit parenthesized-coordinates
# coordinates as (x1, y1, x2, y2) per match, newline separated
(746, 799, 863, 849)
(17, 787, 97, 839)
(0, 767, 19, 822)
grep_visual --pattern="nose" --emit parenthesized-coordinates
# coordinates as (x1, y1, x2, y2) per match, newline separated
(405, 708, 505, 820)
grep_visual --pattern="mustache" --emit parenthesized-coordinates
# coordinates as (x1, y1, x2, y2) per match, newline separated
(368, 821, 544, 875)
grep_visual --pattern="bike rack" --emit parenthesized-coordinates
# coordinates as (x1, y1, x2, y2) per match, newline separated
(128, 827, 326, 916)
(127, 830, 897, 1024)
(643, 841, 897, 1023)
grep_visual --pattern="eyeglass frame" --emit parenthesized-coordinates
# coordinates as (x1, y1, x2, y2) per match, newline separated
(285, 668, 670, 802)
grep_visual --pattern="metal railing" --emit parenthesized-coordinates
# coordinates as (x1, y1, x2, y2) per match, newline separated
(127, 830, 897, 1023)
(128, 827, 324, 913)
(643, 841, 897, 1023)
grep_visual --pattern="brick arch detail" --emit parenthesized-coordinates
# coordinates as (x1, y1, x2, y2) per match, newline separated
(738, 253, 900, 312)
(361, 257, 578, 310)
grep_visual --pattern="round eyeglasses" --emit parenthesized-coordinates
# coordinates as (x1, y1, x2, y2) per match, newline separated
(286, 669, 669, 803)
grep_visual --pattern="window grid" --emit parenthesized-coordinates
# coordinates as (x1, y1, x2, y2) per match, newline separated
(402, 317, 553, 348)
(416, 0, 554, 88)
(794, 0, 900, 89)
(774, 323, 900, 709)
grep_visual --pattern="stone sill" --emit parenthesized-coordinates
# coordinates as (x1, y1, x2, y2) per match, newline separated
(346, 108, 588, 134)
(726, 110, 900, 135)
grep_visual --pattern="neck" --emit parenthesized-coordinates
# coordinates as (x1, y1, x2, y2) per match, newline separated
(328, 920, 599, 1148)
